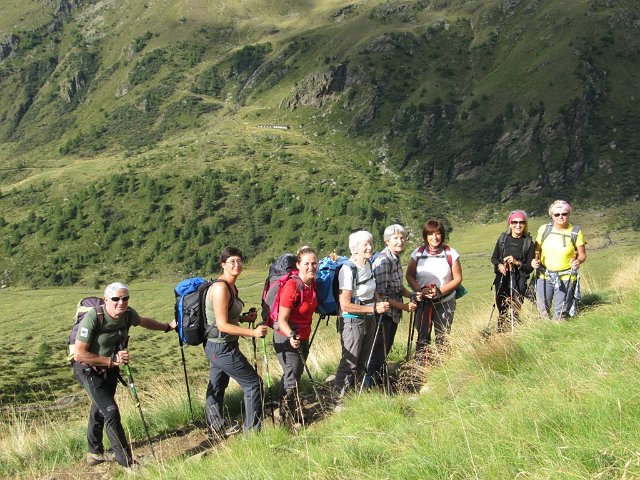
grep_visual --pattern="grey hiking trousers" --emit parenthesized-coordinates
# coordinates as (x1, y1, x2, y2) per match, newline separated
(334, 315, 376, 396)
(204, 340, 263, 434)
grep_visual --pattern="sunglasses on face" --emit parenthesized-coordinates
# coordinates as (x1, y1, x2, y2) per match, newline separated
(511, 220, 526, 225)
(110, 296, 130, 302)
(553, 212, 569, 217)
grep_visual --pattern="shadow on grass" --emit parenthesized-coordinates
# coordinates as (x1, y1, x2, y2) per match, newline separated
(579, 292, 609, 307)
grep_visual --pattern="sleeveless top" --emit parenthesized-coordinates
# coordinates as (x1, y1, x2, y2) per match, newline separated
(205, 280, 244, 344)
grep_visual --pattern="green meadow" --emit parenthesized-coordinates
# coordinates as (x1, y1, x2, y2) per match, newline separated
(1, 213, 639, 478)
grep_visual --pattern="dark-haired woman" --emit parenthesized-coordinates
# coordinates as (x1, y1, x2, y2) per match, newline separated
(490, 210, 535, 332)
(204, 247, 267, 439)
(273, 246, 318, 428)
(406, 220, 463, 364)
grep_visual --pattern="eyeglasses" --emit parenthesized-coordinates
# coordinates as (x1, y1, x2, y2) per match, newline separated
(510, 221, 526, 225)
(553, 212, 569, 217)
(110, 296, 130, 303)
(225, 260, 243, 266)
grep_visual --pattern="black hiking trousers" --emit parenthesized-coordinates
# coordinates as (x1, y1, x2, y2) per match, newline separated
(73, 362, 133, 467)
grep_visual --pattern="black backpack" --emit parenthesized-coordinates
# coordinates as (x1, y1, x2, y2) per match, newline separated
(174, 277, 234, 345)
(497, 232, 533, 263)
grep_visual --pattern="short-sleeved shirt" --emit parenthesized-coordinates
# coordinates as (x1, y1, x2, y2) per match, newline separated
(535, 223, 586, 272)
(76, 307, 141, 357)
(372, 247, 404, 324)
(410, 245, 460, 302)
(338, 257, 376, 313)
(276, 277, 317, 340)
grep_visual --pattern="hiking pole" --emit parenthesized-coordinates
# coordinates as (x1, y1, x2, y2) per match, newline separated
(245, 308, 258, 372)
(260, 331, 276, 425)
(405, 310, 415, 363)
(509, 265, 515, 334)
(177, 336, 194, 422)
(360, 312, 384, 393)
(308, 314, 324, 351)
(484, 272, 505, 335)
(121, 337, 156, 459)
(380, 318, 391, 395)
(296, 344, 324, 410)
(560, 252, 580, 318)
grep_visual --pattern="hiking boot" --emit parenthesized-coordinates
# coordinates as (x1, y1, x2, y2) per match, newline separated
(86, 451, 115, 466)
(224, 421, 242, 437)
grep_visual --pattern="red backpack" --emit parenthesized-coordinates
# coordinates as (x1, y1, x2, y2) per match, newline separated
(261, 254, 304, 328)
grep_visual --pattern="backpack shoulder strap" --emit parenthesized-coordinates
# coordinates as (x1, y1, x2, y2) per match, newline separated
(95, 305, 105, 333)
(540, 223, 553, 245)
(291, 274, 305, 308)
(498, 232, 508, 260)
(522, 234, 533, 259)
(213, 278, 236, 306)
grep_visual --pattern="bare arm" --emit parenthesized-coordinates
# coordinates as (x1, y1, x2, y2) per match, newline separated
(572, 244, 587, 269)
(439, 259, 463, 297)
(210, 282, 266, 338)
(139, 316, 177, 332)
(74, 340, 128, 367)
(339, 289, 388, 315)
(405, 258, 421, 292)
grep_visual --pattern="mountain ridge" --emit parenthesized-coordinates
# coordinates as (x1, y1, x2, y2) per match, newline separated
(1, 0, 638, 286)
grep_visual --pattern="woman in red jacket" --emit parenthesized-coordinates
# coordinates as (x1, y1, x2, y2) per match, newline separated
(273, 246, 318, 429)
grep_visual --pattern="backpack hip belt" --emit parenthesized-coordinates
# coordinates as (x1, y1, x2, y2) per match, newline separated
(539, 267, 574, 282)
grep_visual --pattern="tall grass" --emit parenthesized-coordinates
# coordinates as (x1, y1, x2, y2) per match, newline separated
(137, 258, 640, 479)
(1, 241, 638, 477)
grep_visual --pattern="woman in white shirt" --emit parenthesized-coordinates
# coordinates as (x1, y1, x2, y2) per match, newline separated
(333, 231, 389, 397)
(406, 220, 462, 365)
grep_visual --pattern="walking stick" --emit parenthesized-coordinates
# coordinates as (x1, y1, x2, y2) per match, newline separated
(484, 272, 505, 335)
(405, 310, 415, 363)
(360, 312, 383, 393)
(297, 345, 324, 410)
(245, 308, 258, 372)
(260, 334, 276, 424)
(560, 252, 580, 318)
(121, 337, 156, 459)
(177, 336, 194, 422)
(509, 266, 515, 334)
(380, 319, 391, 395)
(308, 314, 323, 350)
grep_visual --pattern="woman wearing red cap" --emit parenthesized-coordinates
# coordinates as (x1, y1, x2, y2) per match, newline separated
(490, 210, 535, 332)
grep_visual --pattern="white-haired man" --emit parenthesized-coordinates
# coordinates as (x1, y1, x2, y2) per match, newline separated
(73, 282, 176, 469)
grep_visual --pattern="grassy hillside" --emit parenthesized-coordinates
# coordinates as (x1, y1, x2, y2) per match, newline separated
(0, 215, 639, 478)
(1, 0, 639, 287)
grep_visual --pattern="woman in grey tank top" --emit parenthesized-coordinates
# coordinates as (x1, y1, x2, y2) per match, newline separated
(203, 246, 268, 439)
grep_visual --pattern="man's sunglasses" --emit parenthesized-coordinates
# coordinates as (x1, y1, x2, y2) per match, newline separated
(110, 296, 130, 302)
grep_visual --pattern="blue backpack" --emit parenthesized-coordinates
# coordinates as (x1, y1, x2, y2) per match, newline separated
(315, 256, 357, 315)
(174, 277, 212, 345)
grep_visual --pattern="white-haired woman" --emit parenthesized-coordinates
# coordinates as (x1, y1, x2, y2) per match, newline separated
(367, 224, 417, 387)
(490, 210, 535, 332)
(531, 200, 587, 319)
(334, 230, 390, 398)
